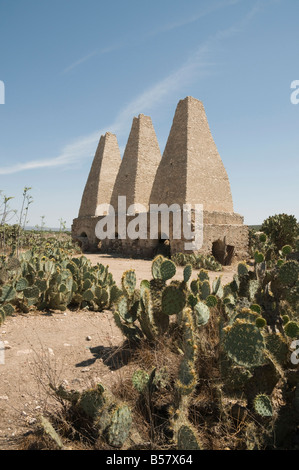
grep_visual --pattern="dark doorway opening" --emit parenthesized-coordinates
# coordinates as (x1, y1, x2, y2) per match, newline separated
(155, 237, 171, 258)
(77, 232, 89, 252)
(212, 239, 234, 266)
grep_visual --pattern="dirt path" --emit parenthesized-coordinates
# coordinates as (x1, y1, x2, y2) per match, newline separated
(0, 310, 126, 449)
(0, 256, 238, 449)
(84, 253, 238, 286)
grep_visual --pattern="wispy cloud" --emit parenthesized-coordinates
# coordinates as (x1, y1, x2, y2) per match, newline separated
(62, 43, 123, 74)
(0, 2, 265, 176)
(148, 0, 243, 36)
(63, 0, 242, 75)
(0, 45, 212, 176)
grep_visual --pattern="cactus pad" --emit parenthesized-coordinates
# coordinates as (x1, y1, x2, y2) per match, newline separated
(103, 404, 132, 448)
(278, 260, 299, 286)
(223, 319, 265, 368)
(160, 260, 176, 281)
(284, 321, 299, 338)
(162, 285, 186, 316)
(194, 301, 210, 326)
(205, 295, 218, 308)
(177, 424, 202, 450)
(151, 255, 165, 280)
(132, 369, 150, 393)
(121, 270, 136, 297)
(253, 394, 273, 417)
(183, 264, 192, 283)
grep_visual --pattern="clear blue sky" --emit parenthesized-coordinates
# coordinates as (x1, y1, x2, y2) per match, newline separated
(0, 0, 298, 228)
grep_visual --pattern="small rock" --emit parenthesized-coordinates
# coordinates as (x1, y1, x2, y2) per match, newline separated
(17, 349, 33, 356)
(86, 336, 92, 341)
(48, 348, 54, 356)
(27, 417, 37, 425)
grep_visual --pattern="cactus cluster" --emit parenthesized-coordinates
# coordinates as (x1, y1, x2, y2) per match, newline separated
(114, 256, 217, 350)
(0, 251, 117, 317)
(171, 252, 222, 272)
(114, 256, 191, 343)
(113, 260, 214, 450)
(3, 218, 299, 450)
(52, 382, 132, 448)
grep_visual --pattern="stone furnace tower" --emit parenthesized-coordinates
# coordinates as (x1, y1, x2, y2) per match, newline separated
(72, 97, 248, 262)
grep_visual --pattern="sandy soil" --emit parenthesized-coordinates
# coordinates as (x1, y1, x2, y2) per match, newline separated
(87, 253, 237, 286)
(0, 255, 238, 449)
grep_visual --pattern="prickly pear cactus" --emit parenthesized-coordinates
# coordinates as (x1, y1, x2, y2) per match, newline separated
(238, 262, 249, 277)
(183, 264, 192, 283)
(193, 301, 210, 327)
(162, 285, 186, 316)
(78, 384, 106, 420)
(0, 284, 17, 303)
(198, 269, 209, 282)
(222, 319, 266, 368)
(151, 255, 165, 280)
(132, 369, 150, 393)
(177, 424, 202, 450)
(160, 260, 176, 281)
(39, 415, 64, 450)
(100, 403, 132, 448)
(253, 394, 273, 417)
(121, 269, 137, 297)
(264, 332, 289, 366)
(205, 295, 218, 308)
(177, 358, 197, 396)
(199, 280, 210, 300)
(284, 320, 299, 339)
(278, 260, 299, 286)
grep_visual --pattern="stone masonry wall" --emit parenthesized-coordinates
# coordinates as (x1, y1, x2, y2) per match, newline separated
(150, 97, 234, 213)
(78, 132, 121, 217)
(110, 114, 161, 212)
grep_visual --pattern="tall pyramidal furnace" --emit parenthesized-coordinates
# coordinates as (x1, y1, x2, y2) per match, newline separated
(72, 97, 248, 262)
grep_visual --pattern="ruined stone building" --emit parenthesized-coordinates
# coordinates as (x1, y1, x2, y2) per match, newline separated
(72, 96, 248, 263)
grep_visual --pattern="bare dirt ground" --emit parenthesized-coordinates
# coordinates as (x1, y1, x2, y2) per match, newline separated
(0, 255, 238, 450)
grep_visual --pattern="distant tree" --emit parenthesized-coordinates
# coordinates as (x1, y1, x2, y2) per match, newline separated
(261, 213, 299, 251)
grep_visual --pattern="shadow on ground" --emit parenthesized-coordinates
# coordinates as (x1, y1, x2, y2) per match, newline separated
(75, 343, 132, 371)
